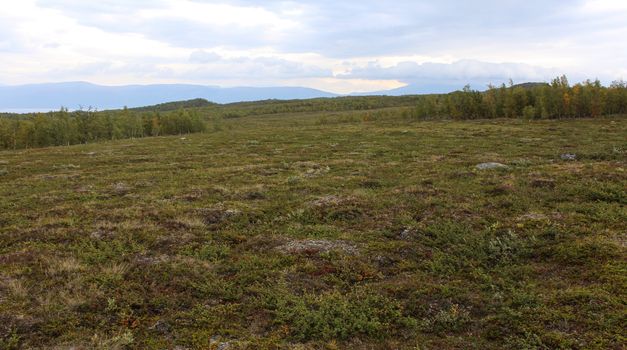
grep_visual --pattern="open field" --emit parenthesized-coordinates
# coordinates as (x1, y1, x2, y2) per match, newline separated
(0, 112, 626, 349)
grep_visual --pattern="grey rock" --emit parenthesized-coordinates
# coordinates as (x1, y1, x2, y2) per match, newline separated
(209, 336, 231, 350)
(216, 343, 230, 350)
(560, 153, 577, 161)
(475, 162, 509, 170)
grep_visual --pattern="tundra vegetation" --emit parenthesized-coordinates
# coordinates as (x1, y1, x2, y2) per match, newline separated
(0, 77, 625, 349)
(1, 76, 626, 150)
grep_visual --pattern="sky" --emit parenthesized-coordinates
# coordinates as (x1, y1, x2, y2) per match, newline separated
(0, 0, 626, 93)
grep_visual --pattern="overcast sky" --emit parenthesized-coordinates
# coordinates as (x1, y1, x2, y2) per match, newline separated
(1, 0, 625, 93)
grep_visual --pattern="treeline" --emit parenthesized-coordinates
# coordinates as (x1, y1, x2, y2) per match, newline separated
(205, 95, 426, 119)
(2, 76, 625, 150)
(0, 107, 206, 150)
(130, 98, 216, 113)
(414, 76, 627, 119)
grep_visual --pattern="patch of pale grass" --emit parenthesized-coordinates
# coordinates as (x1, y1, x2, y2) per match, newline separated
(6, 278, 28, 299)
(101, 263, 129, 280)
(90, 330, 134, 349)
(45, 256, 85, 276)
(58, 288, 88, 309)
(176, 216, 206, 229)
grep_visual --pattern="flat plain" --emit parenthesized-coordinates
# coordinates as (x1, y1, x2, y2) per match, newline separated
(1, 111, 625, 349)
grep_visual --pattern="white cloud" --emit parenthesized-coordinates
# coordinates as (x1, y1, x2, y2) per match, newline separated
(581, 0, 627, 12)
(139, 1, 298, 29)
(189, 50, 222, 63)
(0, 0, 625, 92)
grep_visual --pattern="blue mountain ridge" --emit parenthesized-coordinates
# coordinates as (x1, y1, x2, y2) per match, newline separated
(0, 82, 338, 112)
(0, 81, 484, 112)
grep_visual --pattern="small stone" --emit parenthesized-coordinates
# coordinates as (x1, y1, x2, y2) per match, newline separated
(209, 336, 231, 350)
(0, 168, 7, 176)
(475, 162, 509, 170)
(560, 153, 577, 161)
(216, 343, 230, 350)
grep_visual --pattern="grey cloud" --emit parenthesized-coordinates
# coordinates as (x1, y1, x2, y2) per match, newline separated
(39, 61, 173, 81)
(137, 19, 274, 49)
(217, 0, 585, 57)
(32, 0, 591, 57)
(187, 49, 332, 79)
(184, 55, 332, 79)
(34, 2, 288, 49)
(39, 54, 332, 81)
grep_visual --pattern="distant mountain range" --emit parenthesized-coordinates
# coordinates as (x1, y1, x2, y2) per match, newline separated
(0, 82, 338, 112)
(0, 81, 545, 113)
(358, 82, 467, 96)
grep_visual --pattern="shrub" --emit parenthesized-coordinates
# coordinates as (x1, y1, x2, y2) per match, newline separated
(522, 105, 537, 119)
(271, 289, 411, 341)
(420, 303, 471, 333)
